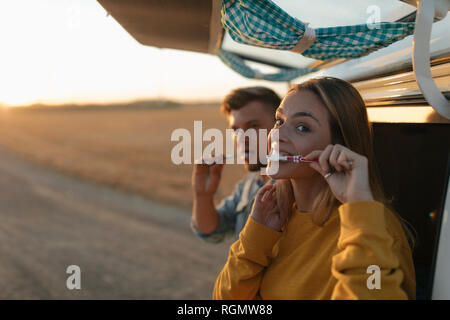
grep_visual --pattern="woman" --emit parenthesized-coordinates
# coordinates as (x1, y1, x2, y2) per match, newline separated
(213, 77, 416, 300)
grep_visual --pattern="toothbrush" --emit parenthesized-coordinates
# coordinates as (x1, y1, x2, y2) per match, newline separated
(266, 154, 315, 163)
(268, 140, 315, 163)
(267, 154, 352, 167)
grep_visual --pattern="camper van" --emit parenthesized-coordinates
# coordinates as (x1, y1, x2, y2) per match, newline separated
(97, 0, 450, 300)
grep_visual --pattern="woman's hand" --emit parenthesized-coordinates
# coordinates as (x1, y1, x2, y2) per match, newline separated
(251, 183, 287, 232)
(303, 144, 374, 204)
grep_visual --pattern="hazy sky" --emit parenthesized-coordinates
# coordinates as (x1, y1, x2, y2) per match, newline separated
(0, 0, 290, 106)
(0, 0, 409, 107)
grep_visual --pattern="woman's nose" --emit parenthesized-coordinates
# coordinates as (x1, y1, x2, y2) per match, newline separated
(270, 126, 289, 144)
(268, 128, 288, 153)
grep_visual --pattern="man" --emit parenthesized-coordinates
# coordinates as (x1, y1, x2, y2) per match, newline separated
(191, 87, 281, 243)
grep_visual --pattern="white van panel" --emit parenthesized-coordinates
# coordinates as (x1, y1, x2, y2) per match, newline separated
(295, 15, 450, 83)
(432, 170, 450, 299)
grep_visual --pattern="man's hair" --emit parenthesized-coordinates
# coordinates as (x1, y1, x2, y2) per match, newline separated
(220, 86, 281, 116)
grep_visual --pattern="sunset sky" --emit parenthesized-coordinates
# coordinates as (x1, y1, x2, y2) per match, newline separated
(0, 0, 411, 107)
(0, 0, 291, 107)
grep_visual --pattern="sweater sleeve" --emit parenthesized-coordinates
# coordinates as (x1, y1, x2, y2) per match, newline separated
(213, 215, 282, 300)
(331, 201, 410, 300)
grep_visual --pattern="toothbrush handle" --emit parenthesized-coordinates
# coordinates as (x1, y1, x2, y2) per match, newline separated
(298, 156, 315, 163)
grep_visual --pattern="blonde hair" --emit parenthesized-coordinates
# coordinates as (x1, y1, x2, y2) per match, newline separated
(276, 77, 416, 248)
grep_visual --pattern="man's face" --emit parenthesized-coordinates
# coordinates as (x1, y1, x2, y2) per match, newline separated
(227, 101, 276, 172)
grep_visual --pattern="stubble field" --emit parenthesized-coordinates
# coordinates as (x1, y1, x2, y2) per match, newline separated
(0, 102, 246, 210)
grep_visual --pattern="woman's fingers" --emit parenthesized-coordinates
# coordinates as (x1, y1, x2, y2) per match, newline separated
(308, 161, 324, 175)
(318, 145, 333, 173)
(337, 151, 352, 171)
(305, 146, 334, 173)
(305, 144, 358, 174)
(334, 145, 364, 170)
(257, 184, 275, 202)
(266, 185, 277, 204)
(329, 146, 343, 172)
(303, 150, 321, 161)
(268, 186, 277, 203)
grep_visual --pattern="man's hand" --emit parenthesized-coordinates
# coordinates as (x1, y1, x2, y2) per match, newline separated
(191, 161, 224, 234)
(192, 162, 225, 197)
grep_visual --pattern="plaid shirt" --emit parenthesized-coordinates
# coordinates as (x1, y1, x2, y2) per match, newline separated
(191, 173, 266, 243)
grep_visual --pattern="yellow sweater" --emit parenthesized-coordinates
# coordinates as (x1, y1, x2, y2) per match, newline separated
(213, 201, 416, 300)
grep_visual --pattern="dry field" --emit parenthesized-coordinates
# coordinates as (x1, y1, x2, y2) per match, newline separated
(0, 102, 246, 211)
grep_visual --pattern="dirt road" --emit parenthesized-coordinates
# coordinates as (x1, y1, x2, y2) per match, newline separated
(0, 147, 232, 299)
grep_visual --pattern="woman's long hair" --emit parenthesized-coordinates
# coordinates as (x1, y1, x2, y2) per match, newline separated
(275, 77, 416, 248)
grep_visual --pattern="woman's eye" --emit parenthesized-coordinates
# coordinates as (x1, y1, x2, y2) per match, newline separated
(275, 119, 284, 126)
(297, 124, 310, 133)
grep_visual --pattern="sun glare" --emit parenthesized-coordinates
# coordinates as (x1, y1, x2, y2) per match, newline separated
(0, 0, 287, 107)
